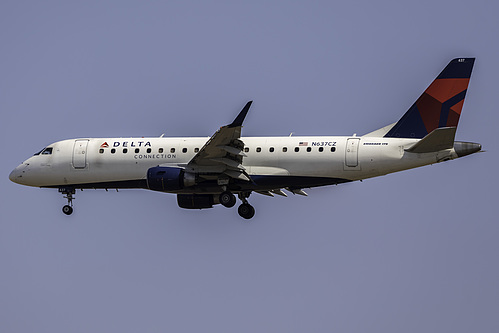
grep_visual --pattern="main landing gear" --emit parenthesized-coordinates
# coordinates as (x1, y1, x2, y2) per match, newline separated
(59, 187, 75, 215)
(219, 191, 237, 208)
(219, 190, 255, 219)
(238, 203, 255, 220)
(238, 192, 255, 219)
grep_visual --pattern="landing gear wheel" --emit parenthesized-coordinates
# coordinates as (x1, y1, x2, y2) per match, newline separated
(59, 187, 76, 216)
(220, 191, 237, 208)
(238, 203, 255, 219)
(62, 205, 73, 215)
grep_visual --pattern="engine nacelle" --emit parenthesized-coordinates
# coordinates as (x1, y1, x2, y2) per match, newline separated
(147, 166, 196, 192)
(177, 194, 215, 209)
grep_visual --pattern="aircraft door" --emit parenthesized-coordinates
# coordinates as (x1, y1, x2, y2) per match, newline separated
(73, 140, 89, 169)
(345, 138, 360, 168)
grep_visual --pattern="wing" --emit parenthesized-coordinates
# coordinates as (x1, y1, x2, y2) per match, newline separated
(186, 101, 253, 182)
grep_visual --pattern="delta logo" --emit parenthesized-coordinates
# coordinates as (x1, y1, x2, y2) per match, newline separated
(100, 142, 109, 148)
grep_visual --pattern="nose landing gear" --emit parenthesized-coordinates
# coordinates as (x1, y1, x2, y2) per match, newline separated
(59, 187, 75, 215)
(62, 205, 73, 215)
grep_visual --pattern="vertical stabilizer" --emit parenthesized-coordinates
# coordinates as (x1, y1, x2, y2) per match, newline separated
(384, 58, 475, 139)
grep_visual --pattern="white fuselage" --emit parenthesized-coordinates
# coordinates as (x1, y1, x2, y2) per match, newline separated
(8, 59, 479, 218)
(10, 135, 458, 191)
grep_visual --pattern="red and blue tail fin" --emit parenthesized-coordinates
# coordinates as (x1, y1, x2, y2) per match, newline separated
(384, 58, 475, 138)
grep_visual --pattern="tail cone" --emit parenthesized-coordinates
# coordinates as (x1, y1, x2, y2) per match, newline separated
(454, 141, 482, 157)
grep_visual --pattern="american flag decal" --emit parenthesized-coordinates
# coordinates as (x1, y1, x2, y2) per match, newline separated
(299, 142, 308, 146)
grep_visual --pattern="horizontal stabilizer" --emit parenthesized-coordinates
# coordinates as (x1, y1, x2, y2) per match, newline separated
(405, 127, 456, 153)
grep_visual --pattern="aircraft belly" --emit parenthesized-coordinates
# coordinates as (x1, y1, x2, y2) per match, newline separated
(172, 175, 351, 194)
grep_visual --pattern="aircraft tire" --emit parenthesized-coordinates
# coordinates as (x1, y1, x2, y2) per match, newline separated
(220, 191, 236, 208)
(238, 203, 255, 219)
(62, 205, 73, 215)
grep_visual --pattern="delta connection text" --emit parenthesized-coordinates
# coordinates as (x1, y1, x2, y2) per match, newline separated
(112, 141, 177, 159)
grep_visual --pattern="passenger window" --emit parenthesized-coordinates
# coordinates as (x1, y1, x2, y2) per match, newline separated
(147, 148, 152, 153)
(111, 148, 116, 154)
(294, 147, 299, 152)
(319, 147, 324, 152)
(256, 147, 261, 153)
(41, 147, 53, 155)
(269, 147, 274, 152)
(99, 149, 104, 154)
(282, 147, 287, 152)
(331, 147, 336, 152)
(171, 148, 175, 153)
(182, 148, 187, 153)
(244, 147, 249, 153)
(135, 148, 140, 153)
(159, 148, 163, 153)
(306, 147, 311, 152)
(123, 148, 128, 153)
(194, 148, 199, 153)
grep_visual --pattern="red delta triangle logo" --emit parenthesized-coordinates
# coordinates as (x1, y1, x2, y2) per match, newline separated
(100, 142, 109, 148)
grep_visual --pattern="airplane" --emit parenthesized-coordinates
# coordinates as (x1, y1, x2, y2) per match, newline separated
(9, 58, 481, 219)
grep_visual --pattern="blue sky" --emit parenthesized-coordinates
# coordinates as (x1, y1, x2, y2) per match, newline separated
(1, 1, 497, 332)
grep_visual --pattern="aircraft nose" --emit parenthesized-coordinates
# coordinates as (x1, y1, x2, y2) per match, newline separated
(9, 168, 19, 183)
(9, 169, 16, 183)
(9, 164, 27, 184)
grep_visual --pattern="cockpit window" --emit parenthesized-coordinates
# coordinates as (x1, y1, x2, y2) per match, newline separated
(34, 147, 53, 155)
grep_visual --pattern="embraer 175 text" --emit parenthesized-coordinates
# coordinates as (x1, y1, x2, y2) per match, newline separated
(10, 58, 481, 219)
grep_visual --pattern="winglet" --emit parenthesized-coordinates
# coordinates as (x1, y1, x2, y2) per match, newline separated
(228, 101, 252, 128)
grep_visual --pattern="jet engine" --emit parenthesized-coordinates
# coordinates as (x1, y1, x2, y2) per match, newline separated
(147, 166, 196, 192)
